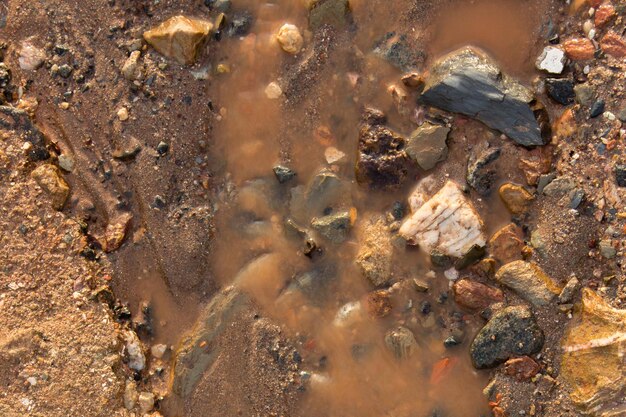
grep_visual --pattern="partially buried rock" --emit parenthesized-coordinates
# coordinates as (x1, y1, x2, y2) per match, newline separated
(373, 32, 425, 72)
(311, 210, 354, 243)
(519, 146, 552, 186)
(503, 356, 540, 381)
(19, 41, 46, 71)
(103, 213, 133, 253)
(31, 164, 70, 210)
(470, 305, 544, 369)
(356, 217, 394, 287)
(355, 108, 410, 189)
(143, 16, 213, 65)
(399, 180, 486, 258)
(562, 38, 595, 61)
(384, 326, 417, 359)
(453, 279, 504, 311)
(171, 287, 249, 397)
(561, 289, 626, 416)
(466, 142, 501, 195)
(420, 47, 544, 147)
(489, 223, 524, 264)
(499, 183, 534, 216)
(273, 165, 296, 183)
(308, 0, 350, 31)
(495, 260, 561, 306)
(405, 122, 449, 171)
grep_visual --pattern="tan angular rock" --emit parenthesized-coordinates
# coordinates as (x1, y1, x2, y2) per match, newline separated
(31, 164, 70, 210)
(103, 213, 133, 253)
(499, 183, 534, 216)
(399, 180, 486, 257)
(495, 260, 561, 306)
(561, 289, 626, 416)
(489, 223, 524, 264)
(143, 16, 213, 65)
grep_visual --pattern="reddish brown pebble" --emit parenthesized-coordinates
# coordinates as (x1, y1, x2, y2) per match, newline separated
(489, 223, 525, 264)
(563, 38, 595, 60)
(504, 356, 541, 381)
(103, 213, 133, 252)
(493, 406, 506, 417)
(595, 3, 616, 27)
(600, 31, 626, 58)
(452, 279, 504, 311)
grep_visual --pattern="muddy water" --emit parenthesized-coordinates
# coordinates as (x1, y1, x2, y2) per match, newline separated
(113, 0, 553, 415)
(189, 0, 550, 416)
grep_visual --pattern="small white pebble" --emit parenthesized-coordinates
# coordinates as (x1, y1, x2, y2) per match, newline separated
(444, 268, 459, 281)
(324, 146, 346, 164)
(589, 7, 595, 16)
(604, 111, 616, 121)
(26, 377, 37, 386)
(583, 65, 591, 74)
(588, 28, 596, 39)
(264, 82, 282, 99)
(150, 343, 168, 359)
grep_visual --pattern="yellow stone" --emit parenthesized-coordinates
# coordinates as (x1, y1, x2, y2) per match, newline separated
(499, 183, 534, 216)
(31, 164, 70, 210)
(276, 23, 303, 54)
(143, 16, 213, 65)
(561, 289, 626, 415)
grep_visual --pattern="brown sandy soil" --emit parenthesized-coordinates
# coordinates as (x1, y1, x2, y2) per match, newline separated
(1, 0, 626, 416)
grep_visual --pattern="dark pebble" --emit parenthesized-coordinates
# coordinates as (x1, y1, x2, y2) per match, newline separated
(420, 300, 432, 315)
(444, 335, 461, 348)
(615, 165, 626, 187)
(590, 100, 605, 118)
(545, 78, 575, 105)
(58, 64, 73, 78)
(227, 12, 253, 37)
(156, 141, 169, 155)
(273, 165, 296, 183)
(391, 201, 404, 220)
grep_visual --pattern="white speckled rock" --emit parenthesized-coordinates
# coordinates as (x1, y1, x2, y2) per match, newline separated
(535, 46, 566, 74)
(399, 180, 486, 257)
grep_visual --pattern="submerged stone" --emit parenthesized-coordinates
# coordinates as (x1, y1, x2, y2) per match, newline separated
(311, 210, 354, 243)
(356, 217, 394, 287)
(420, 47, 544, 147)
(356, 108, 410, 189)
(373, 32, 425, 71)
(470, 305, 544, 369)
(171, 287, 249, 397)
(561, 289, 626, 416)
(399, 180, 486, 258)
(384, 326, 417, 359)
(308, 0, 350, 31)
(466, 143, 501, 195)
(405, 122, 450, 171)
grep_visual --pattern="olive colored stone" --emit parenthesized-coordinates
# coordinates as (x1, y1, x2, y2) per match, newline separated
(495, 260, 562, 306)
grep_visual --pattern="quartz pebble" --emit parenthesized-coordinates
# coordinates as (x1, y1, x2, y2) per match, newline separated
(265, 82, 283, 99)
(535, 46, 566, 74)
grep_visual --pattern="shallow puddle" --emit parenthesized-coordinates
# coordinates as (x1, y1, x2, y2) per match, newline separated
(110, 0, 554, 415)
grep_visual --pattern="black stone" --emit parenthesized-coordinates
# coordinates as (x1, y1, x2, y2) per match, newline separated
(420, 301, 432, 315)
(590, 100, 605, 118)
(227, 12, 253, 37)
(373, 32, 426, 71)
(156, 141, 169, 155)
(454, 244, 485, 270)
(466, 143, 501, 195)
(470, 306, 544, 369)
(273, 165, 296, 183)
(443, 335, 461, 348)
(615, 165, 626, 187)
(545, 78, 575, 105)
(420, 48, 544, 146)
